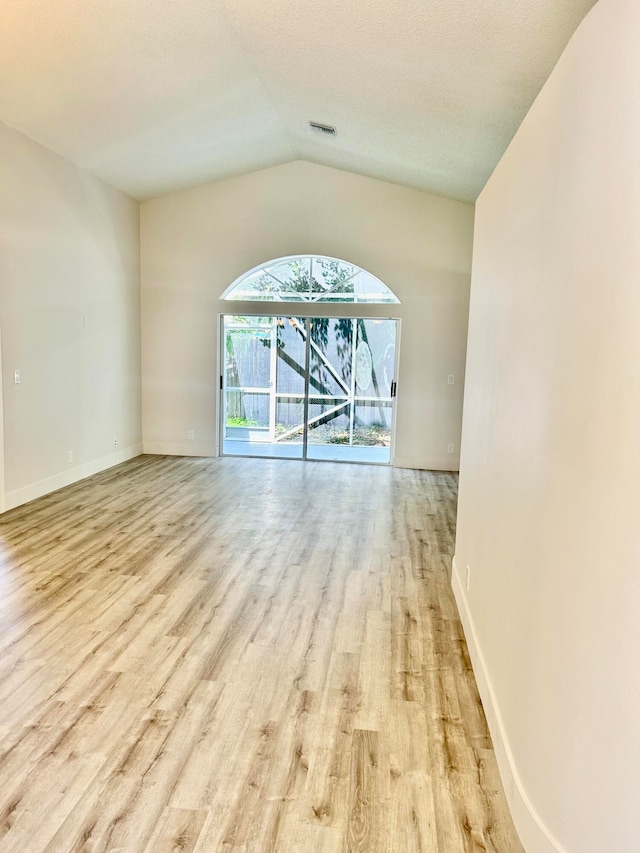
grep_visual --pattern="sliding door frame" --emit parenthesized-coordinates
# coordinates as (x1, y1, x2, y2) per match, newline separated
(218, 308, 401, 466)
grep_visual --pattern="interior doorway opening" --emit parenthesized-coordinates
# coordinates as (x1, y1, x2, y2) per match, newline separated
(221, 315, 398, 464)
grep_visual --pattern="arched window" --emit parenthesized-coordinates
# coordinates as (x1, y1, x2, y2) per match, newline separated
(222, 255, 400, 304)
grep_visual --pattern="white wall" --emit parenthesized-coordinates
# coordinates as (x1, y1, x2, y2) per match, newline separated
(454, 0, 640, 850)
(0, 122, 142, 510)
(141, 160, 474, 468)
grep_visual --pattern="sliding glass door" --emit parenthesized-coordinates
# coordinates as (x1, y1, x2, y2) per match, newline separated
(221, 315, 398, 464)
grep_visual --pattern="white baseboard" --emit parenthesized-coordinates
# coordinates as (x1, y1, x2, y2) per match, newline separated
(4, 444, 143, 512)
(451, 557, 565, 853)
(393, 455, 459, 472)
(142, 441, 217, 457)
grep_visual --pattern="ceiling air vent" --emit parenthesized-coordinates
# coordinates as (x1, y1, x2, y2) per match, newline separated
(309, 121, 337, 137)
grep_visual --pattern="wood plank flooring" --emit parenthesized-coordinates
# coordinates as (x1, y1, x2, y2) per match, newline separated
(0, 455, 523, 852)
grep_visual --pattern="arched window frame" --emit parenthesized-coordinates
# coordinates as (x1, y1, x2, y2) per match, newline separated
(221, 255, 400, 305)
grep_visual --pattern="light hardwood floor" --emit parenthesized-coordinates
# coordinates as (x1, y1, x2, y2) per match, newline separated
(0, 456, 523, 852)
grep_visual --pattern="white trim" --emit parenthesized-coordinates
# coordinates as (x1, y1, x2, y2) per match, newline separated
(217, 313, 223, 459)
(451, 556, 566, 853)
(4, 445, 143, 512)
(0, 329, 5, 515)
(142, 441, 216, 457)
(393, 455, 459, 472)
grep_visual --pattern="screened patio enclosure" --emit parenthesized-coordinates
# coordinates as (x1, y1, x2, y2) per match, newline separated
(221, 315, 398, 463)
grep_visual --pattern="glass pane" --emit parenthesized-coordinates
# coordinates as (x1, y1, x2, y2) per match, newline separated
(310, 257, 356, 299)
(353, 401, 392, 448)
(276, 317, 306, 395)
(355, 318, 397, 397)
(223, 317, 273, 454)
(354, 270, 399, 303)
(272, 317, 306, 458)
(308, 318, 353, 397)
(265, 258, 311, 300)
(228, 269, 281, 300)
(306, 398, 350, 446)
(274, 398, 305, 453)
(353, 318, 396, 463)
(306, 317, 396, 463)
(226, 323, 271, 389)
(223, 314, 397, 464)
(224, 256, 400, 304)
(225, 390, 270, 437)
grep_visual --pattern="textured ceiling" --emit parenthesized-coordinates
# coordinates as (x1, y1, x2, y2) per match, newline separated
(0, 0, 598, 201)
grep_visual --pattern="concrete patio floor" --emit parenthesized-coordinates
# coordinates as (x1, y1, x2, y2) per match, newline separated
(222, 439, 390, 464)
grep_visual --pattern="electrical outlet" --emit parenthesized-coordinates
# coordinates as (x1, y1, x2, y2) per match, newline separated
(113, 438, 118, 447)
(187, 430, 195, 441)
(448, 374, 455, 385)
(447, 443, 455, 454)
(13, 369, 20, 385)
(68, 451, 74, 464)
(466, 564, 471, 591)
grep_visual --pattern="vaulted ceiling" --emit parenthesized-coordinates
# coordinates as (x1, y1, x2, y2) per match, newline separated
(0, 0, 597, 202)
